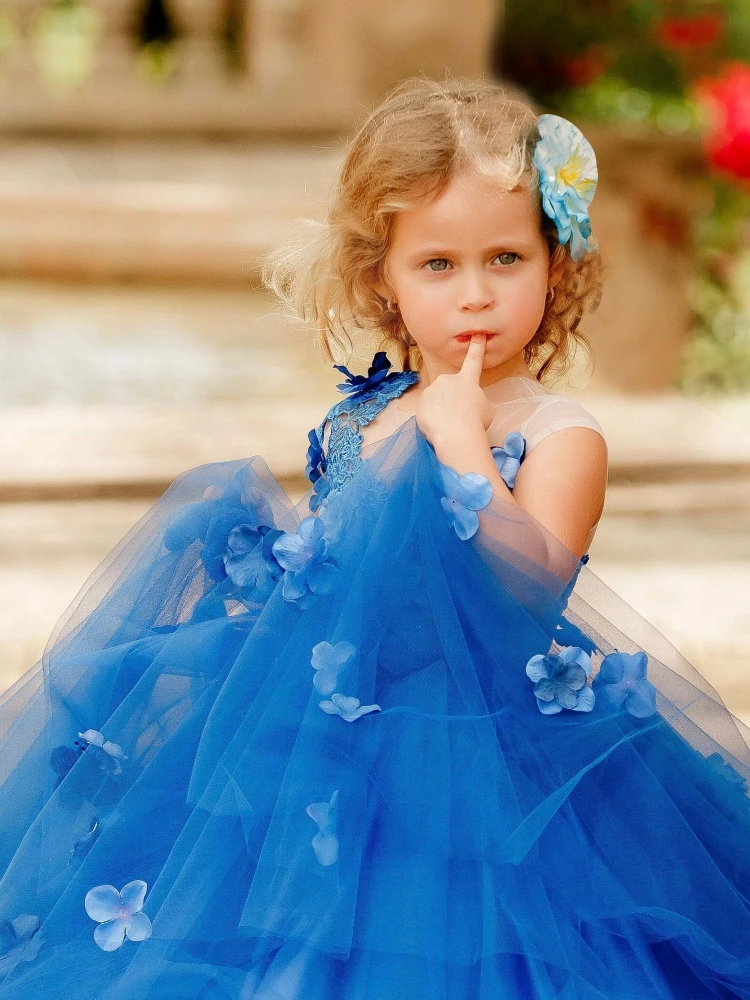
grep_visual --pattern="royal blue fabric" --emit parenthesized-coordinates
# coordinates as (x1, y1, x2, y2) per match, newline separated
(0, 376, 749, 999)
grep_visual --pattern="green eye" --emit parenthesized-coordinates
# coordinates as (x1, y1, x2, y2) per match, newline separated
(496, 252, 519, 265)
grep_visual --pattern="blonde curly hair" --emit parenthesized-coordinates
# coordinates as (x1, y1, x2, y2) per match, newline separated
(262, 76, 603, 385)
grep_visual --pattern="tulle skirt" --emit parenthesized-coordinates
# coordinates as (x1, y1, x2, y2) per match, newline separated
(0, 417, 748, 999)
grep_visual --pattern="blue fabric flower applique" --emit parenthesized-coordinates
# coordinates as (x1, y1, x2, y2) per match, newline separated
(164, 484, 258, 583)
(0, 914, 43, 975)
(77, 730, 127, 775)
(84, 880, 153, 952)
(305, 427, 332, 513)
(438, 462, 493, 541)
(319, 694, 381, 722)
(491, 432, 526, 490)
(223, 523, 284, 602)
(333, 351, 400, 400)
(592, 651, 657, 718)
(525, 646, 596, 714)
(271, 516, 338, 606)
(311, 640, 356, 696)
(305, 790, 339, 866)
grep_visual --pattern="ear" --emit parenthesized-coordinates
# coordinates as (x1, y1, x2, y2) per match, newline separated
(548, 253, 566, 290)
(366, 264, 393, 303)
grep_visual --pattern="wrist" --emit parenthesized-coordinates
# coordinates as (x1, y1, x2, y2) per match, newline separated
(431, 420, 488, 453)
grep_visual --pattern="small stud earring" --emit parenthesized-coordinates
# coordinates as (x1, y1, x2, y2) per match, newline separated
(386, 298, 398, 311)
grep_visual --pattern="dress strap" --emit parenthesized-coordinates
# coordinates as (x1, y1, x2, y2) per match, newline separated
(306, 352, 419, 509)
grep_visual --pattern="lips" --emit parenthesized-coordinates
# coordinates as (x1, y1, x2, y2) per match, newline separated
(455, 332, 497, 342)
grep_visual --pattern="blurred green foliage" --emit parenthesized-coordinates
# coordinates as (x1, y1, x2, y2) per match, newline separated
(499, 0, 750, 394)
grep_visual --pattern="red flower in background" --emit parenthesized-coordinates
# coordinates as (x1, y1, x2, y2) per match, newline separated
(565, 45, 611, 87)
(694, 62, 750, 181)
(656, 13, 725, 50)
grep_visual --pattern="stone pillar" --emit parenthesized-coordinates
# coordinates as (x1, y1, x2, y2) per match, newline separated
(3, 0, 47, 89)
(170, 0, 229, 83)
(87, 0, 140, 83)
(243, 0, 311, 91)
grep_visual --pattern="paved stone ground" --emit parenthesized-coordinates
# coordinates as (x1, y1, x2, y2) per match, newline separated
(2, 487, 748, 729)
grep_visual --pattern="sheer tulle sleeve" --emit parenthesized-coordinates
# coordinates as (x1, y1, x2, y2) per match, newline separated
(518, 395, 605, 451)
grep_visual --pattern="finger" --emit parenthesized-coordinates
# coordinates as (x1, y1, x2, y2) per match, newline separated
(459, 333, 486, 382)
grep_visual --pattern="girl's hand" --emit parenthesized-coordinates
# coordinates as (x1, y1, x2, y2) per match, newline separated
(415, 334, 495, 447)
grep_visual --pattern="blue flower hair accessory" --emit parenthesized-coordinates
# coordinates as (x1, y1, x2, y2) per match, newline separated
(333, 351, 402, 400)
(533, 114, 598, 262)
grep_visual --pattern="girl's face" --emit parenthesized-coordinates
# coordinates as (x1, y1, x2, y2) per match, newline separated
(378, 168, 557, 385)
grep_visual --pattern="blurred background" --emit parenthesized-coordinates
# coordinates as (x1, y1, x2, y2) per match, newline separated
(0, 0, 748, 726)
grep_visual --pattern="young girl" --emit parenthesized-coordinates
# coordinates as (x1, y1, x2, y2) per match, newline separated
(0, 77, 748, 1000)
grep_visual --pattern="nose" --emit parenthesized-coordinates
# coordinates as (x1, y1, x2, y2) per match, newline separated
(457, 268, 494, 311)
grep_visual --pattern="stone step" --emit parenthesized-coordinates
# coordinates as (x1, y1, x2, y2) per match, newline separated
(1, 393, 749, 502)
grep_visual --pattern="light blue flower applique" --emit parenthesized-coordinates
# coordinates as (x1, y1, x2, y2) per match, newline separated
(525, 646, 596, 714)
(223, 523, 284, 601)
(305, 789, 339, 866)
(704, 752, 749, 793)
(271, 516, 338, 606)
(311, 640, 356, 696)
(84, 880, 152, 952)
(70, 817, 101, 864)
(491, 432, 526, 490)
(438, 462, 493, 541)
(592, 651, 657, 718)
(0, 915, 43, 975)
(318, 693, 381, 722)
(533, 113, 598, 261)
(77, 730, 127, 775)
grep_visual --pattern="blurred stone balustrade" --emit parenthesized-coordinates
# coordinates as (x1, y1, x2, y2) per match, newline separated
(0, 0, 497, 132)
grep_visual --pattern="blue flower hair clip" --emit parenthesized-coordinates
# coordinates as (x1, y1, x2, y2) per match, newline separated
(533, 114, 598, 262)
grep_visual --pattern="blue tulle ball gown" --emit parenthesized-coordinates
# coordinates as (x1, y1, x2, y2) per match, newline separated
(0, 351, 748, 1000)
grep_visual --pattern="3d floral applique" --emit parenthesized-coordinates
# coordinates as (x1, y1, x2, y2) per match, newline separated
(50, 733, 126, 813)
(271, 516, 338, 606)
(84, 880, 153, 952)
(333, 351, 401, 400)
(223, 523, 285, 601)
(491, 432, 526, 490)
(525, 646, 596, 714)
(0, 915, 43, 974)
(318, 694, 382, 722)
(311, 640, 356, 696)
(306, 790, 339, 866)
(591, 651, 657, 718)
(50, 741, 86, 787)
(704, 752, 749, 793)
(70, 817, 101, 864)
(533, 113, 598, 261)
(438, 462, 493, 541)
(77, 730, 128, 775)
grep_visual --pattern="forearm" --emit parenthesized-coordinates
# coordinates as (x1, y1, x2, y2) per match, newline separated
(431, 423, 554, 571)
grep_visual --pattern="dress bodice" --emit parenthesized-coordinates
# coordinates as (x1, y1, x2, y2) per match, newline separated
(304, 352, 604, 559)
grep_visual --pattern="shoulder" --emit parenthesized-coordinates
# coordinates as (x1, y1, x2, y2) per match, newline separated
(518, 390, 606, 453)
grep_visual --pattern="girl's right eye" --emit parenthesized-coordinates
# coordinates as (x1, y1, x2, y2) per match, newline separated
(425, 259, 450, 272)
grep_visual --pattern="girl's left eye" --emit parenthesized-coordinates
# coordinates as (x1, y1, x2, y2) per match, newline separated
(495, 252, 519, 266)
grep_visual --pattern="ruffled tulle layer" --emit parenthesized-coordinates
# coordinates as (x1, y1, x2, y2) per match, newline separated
(0, 417, 748, 999)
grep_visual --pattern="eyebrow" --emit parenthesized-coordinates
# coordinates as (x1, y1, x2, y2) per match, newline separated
(405, 242, 535, 261)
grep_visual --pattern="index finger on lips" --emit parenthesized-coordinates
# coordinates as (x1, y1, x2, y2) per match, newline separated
(459, 333, 486, 382)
